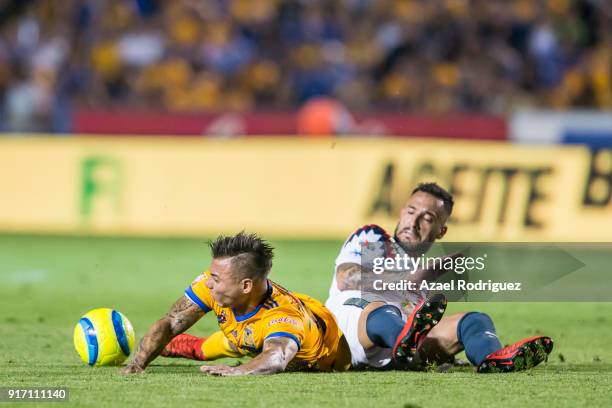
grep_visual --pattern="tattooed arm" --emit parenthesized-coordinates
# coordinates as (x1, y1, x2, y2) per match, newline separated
(200, 337, 298, 376)
(121, 296, 205, 374)
(335, 253, 465, 292)
(336, 262, 410, 291)
(336, 263, 363, 291)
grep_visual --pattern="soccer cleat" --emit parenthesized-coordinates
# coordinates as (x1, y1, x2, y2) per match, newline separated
(160, 333, 206, 361)
(392, 293, 448, 368)
(477, 335, 554, 373)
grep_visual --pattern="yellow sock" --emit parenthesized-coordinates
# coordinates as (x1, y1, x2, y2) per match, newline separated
(201, 331, 242, 360)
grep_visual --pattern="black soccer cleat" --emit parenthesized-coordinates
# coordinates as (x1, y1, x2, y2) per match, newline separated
(392, 293, 448, 368)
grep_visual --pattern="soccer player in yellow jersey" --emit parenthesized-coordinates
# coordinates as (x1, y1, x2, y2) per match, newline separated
(170, 183, 554, 374)
(121, 232, 350, 375)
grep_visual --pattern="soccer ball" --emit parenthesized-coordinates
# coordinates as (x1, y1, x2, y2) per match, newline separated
(73, 308, 136, 366)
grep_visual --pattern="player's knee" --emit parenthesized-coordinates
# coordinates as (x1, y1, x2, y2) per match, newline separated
(358, 303, 402, 349)
(463, 312, 494, 326)
(365, 305, 402, 327)
(364, 305, 403, 347)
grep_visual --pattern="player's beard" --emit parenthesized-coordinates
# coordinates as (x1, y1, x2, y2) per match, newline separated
(393, 224, 434, 257)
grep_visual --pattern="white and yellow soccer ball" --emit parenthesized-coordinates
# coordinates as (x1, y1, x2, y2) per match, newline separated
(73, 308, 136, 366)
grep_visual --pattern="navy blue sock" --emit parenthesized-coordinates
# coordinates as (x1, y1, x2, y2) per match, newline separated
(366, 305, 404, 348)
(457, 312, 502, 366)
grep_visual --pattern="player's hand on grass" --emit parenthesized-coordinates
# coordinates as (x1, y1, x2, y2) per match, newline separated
(120, 364, 145, 374)
(200, 364, 243, 376)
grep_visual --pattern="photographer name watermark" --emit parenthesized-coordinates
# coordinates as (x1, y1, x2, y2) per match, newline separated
(372, 278, 521, 293)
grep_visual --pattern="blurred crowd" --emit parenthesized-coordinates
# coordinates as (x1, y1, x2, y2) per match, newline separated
(0, 0, 611, 132)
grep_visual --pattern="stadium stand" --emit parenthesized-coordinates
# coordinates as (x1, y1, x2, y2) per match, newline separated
(0, 0, 611, 133)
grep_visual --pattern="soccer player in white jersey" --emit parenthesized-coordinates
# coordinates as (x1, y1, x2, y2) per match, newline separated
(326, 182, 553, 372)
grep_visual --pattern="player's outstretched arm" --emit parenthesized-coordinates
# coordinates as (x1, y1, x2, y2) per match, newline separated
(200, 337, 298, 376)
(121, 296, 205, 374)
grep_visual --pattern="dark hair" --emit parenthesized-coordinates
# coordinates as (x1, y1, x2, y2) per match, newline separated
(412, 182, 454, 216)
(209, 232, 274, 280)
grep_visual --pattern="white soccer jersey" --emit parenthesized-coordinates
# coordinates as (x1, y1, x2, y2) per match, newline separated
(327, 224, 426, 368)
(330, 224, 427, 307)
(330, 224, 393, 299)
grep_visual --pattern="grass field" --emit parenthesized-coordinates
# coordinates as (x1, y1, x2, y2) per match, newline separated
(1, 234, 611, 407)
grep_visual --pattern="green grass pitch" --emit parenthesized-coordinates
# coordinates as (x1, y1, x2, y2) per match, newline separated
(1, 235, 611, 407)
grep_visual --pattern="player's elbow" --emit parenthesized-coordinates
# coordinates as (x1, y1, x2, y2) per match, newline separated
(263, 349, 292, 374)
(150, 315, 179, 338)
(255, 343, 298, 375)
(166, 316, 187, 337)
(274, 342, 300, 371)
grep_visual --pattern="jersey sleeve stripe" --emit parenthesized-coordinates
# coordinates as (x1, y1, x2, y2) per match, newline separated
(344, 224, 390, 247)
(265, 332, 301, 350)
(184, 286, 212, 313)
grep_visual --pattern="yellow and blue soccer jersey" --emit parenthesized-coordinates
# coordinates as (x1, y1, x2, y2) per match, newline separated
(185, 272, 348, 371)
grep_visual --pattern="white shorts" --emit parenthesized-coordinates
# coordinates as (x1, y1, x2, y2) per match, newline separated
(325, 290, 403, 368)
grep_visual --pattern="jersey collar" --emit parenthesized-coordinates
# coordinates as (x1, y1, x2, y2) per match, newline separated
(232, 280, 273, 322)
